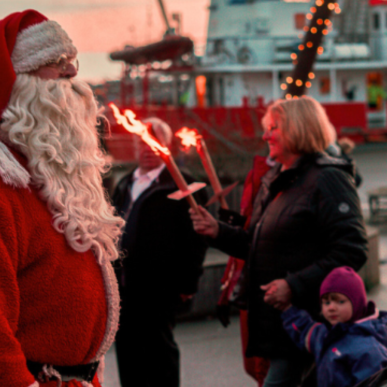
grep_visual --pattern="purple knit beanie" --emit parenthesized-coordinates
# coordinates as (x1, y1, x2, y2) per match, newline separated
(320, 266, 367, 323)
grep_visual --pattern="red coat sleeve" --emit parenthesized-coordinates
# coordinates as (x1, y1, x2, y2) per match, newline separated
(0, 189, 37, 387)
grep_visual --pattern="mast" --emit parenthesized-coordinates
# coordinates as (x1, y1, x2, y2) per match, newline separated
(284, 0, 340, 98)
(156, 0, 174, 35)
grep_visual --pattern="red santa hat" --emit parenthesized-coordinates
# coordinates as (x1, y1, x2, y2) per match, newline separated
(0, 9, 77, 117)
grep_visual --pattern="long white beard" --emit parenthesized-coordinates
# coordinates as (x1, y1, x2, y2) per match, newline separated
(0, 74, 124, 264)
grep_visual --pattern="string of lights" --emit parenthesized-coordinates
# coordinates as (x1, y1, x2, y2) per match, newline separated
(281, 0, 341, 99)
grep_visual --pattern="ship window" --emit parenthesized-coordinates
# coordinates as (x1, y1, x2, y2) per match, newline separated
(229, 0, 249, 4)
(228, 0, 259, 4)
(319, 77, 330, 95)
(373, 13, 380, 30)
(294, 13, 306, 29)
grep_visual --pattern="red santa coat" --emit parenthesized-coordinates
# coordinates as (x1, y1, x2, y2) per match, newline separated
(0, 147, 120, 387)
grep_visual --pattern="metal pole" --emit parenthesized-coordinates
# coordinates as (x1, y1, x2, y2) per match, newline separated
(156, 0, 172, 34)
(330, 68, 337, 102)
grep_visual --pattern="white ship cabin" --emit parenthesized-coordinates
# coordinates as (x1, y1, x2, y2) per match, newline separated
(188, 0, 387, 126)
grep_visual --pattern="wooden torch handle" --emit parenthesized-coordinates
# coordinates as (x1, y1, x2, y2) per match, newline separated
(158, 152, 200, 214)
(197, 139, 228, 209)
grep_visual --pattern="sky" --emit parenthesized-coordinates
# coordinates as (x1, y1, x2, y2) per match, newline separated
(1, 0, 210, 83)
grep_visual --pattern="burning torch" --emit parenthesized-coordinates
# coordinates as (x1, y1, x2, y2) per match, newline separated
(109, 104, 206, 214)
(175, 127, 238, 209)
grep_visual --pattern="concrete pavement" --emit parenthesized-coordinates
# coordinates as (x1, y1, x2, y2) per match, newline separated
(103, 314, 256, 387)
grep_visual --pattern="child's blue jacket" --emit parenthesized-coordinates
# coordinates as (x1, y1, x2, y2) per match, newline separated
(282, 303, 387, 387)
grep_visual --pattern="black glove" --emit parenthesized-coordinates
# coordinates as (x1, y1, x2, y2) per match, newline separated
(216, 304, 231, 328)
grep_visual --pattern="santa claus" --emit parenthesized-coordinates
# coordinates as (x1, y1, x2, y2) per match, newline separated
(0, 9, 124, 387)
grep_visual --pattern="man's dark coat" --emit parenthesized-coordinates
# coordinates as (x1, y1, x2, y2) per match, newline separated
(112, 166, 208, 312)
(112, 166, 208, 387)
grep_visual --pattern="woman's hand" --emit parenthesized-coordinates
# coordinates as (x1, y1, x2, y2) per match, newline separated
(189, 205, 219, 238)
(261, 279, 292, 311)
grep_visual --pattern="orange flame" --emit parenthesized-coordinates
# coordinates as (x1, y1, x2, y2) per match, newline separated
(175, 127, 202, 151)
(109, 103, 170, 156)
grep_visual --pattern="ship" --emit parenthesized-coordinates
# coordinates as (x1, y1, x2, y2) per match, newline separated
(103, 0, 387, 165)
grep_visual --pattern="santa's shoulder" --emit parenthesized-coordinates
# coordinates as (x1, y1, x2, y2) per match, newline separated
(0, 142, 30, 189)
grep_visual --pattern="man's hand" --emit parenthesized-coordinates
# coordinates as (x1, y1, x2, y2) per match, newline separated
(261, 279, 292, 311)
(189, 206, 219, 238)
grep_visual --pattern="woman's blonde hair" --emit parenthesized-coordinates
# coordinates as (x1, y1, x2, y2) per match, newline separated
(262, 96, 336, 154)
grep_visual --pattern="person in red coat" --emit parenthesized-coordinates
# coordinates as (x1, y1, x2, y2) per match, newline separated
(0, 10, 124, 387)
(217, 155, 271, 385)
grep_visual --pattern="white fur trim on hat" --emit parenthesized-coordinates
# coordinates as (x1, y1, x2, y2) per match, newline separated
(11, 20, 77, 74)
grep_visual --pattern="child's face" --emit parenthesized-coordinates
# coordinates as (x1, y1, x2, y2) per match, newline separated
(321, 293, 353, 325)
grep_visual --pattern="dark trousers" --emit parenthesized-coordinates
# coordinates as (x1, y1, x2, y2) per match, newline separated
(115, 307, 180, 387)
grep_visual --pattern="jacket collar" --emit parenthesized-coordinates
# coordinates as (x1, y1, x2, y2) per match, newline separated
(132, 164, 166, 183)
(263, 151, 355, 184)
(128, 166, 177, 193)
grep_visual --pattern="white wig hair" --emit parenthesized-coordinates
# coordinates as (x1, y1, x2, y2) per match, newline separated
(0, 74, 124, 263)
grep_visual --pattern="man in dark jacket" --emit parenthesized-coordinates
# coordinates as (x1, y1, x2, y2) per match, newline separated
(112, 117, 208, 387)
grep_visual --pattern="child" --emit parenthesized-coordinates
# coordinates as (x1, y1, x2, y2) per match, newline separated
(281, 266, 387, 387)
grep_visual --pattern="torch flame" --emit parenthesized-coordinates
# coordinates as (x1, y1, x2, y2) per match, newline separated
(175, 127, 202, 151)
(109, 103, 170, 156)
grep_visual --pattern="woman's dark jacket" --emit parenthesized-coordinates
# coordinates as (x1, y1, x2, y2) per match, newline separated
(211, 152, 368, 358)
(112, 167, 208, 314)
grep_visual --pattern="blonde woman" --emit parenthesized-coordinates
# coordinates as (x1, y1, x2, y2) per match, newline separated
(190, 96, 368, 387)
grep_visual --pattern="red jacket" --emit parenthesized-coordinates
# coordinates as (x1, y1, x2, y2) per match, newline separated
(0, 149, 120, 387)
(218, 156, 271, 385)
